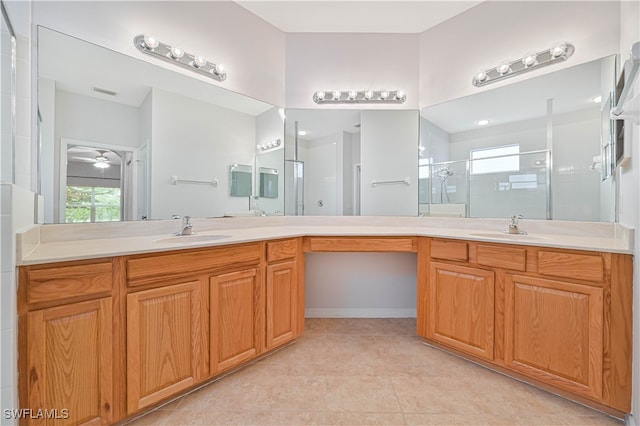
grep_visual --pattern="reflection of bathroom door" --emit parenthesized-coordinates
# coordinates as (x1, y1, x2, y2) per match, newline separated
(353, 164, 361, 216)
(137, 143, 149, 219)
(285, 160, 304, 216)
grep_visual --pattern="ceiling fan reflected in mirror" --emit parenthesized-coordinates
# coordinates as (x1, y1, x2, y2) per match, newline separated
(70, 148, 112, 169)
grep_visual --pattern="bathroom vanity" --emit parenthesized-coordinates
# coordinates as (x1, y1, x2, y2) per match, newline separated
(16, 217, 633, 424)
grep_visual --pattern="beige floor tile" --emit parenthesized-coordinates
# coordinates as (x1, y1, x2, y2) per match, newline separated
(326, 411, 408, 425)
(126, 319, 618, 426)
(325, 376, 401, 413)
(263, 375, 327, 411)
(125, 409, 175, 426)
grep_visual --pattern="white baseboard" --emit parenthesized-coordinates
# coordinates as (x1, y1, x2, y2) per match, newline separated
(305, 308, 416, 318)
(625, 413, 636, 426)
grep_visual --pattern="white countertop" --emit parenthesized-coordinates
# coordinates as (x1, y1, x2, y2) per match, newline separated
(16, 216, 634, 265)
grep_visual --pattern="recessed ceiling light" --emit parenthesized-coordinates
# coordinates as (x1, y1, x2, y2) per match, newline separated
(298, 130, 307, 136)
(477, 119, 489, 126)
(592, 96, 602, 103)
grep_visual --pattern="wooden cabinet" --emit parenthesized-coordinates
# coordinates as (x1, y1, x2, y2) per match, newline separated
(126, 280, 203, 413)
(26, 297, 113, 425)
(505, 274, 603, 400)
(266, 260, 298, 349)
(428, 262, 495, 360)
(210, 269, 262, 374)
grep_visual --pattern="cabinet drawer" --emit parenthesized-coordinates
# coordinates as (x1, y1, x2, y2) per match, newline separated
(307, 237, 417, 252)
(26, 262, 112, 305)
(266, 239, 298, 263)
(430, 239, 468, 261)
(538, 251, 603, 284)
(127, 243, 260, 285)
(477, 244, 526, 271)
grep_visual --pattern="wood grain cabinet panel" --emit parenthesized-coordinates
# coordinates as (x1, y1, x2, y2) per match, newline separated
(26, 262, 112, 306)
(266, 261, 298, 349)
(430, 239, 468, 261)
(127, 281, 202, 413)
(210, 269, 261, 373)
(505, 274, 603, 400)
(537, 251, 604, 283)
(307, 237, 417, 252)
(266, 240, 298, 262)
(27, 298, 113, 425)
(428, 262, 495, 360)
(477, 244, 526, 271)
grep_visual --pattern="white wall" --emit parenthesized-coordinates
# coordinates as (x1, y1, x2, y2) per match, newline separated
(617, 2, 640, 424)
(286, 33, 419, 109)
(32, 1, 286, 107)
(361, 110, 419, 216)
(552, 108, 602, 221)
(419, 1, 621, 108)
(305, 253, 417, 318)
(150, 88, 255, 219)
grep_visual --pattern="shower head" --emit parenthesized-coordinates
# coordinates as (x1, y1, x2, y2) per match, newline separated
(435, 167, 454, 179)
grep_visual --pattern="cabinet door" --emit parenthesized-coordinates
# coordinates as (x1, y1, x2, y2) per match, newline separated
(505, 274, 603, 399)
(127, 281, 202, 413)
(27, 298, 113, 425)
(266, 261, 297, 349)
(429, 262, 495, 360)
(210, 269, 260, 373)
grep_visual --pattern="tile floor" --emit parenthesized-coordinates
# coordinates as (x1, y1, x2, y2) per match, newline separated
(127, 319, 623, 426)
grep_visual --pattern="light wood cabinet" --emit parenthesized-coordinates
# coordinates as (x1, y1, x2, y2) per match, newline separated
(266, 260, 298, 349)
(210, 269, 262, 374)
(505, 274, 603, 400)
(26, 297, 113, 425)
(126, 280, 203, 413)
(428, 262, 495, 360)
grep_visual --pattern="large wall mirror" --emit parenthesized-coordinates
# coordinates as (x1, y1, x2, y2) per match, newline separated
(420, 55, 617, 222)
(284, 108, 419, 216)
(38, 27, 284, 223)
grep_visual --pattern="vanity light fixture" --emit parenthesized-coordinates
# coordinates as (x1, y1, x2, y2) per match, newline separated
(472, 42, 575, 87)
(313, 89, 406, 104)
(258, 139, 282, 152)
(134, 34, 227, 82)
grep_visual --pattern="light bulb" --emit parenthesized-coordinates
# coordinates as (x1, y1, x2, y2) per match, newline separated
(396, 90, 406, 100)
(143, 34, 159, 49)
(193, 56, 207, 68)
(332, 91, 341, 100)
(477, 119, 489, 126)
(550, 42, 567, 58)
(215, 64, 225, 75)
(364, 90, 373, 100)
(94, 162, 110, 169)
(298, 130, 307, 136)
(497, 62, 511, 75)
(522, 53, 537, 67)
(474, 70, 488, 83)
(315, 91, 326, 101)
(380, 90, 390, 100)
(592, 95, 602, 103)
(348, 91, 358, 100)
(169, 46, 184, 59)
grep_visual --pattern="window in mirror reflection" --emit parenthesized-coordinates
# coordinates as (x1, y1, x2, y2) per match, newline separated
(65, 186, 121, 222)
(470, 144, 520, 175)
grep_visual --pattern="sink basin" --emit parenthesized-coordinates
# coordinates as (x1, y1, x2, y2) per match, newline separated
(470, 232, 549, 241)
(154, 234, 232, 244)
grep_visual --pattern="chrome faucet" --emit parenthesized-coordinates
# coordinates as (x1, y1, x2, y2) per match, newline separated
(174, 216, 194, 236)
(507, 215, 526, 235)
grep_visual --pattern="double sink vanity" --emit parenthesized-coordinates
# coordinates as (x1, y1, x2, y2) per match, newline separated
(15, 216, 633, 424)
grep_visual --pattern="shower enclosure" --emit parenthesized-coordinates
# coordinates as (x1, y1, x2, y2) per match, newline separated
(420, 150, 551, 219)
